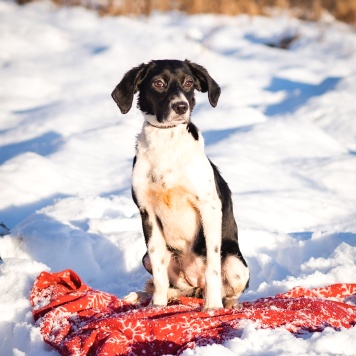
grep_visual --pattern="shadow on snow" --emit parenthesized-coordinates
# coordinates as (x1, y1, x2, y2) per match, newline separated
(0, 131, 63, 164)
(202, 125, 254, 146)
(264, 76, 342, 116)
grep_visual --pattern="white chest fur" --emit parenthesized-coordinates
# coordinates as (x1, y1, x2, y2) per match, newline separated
(132, 122, 219, 252)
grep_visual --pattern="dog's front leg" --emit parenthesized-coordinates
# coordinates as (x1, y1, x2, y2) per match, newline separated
(142, 210, 170, 306)
(199, 200, 224, 310)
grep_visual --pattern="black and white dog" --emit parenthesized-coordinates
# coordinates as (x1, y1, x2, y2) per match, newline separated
(112, 59, 249, 309)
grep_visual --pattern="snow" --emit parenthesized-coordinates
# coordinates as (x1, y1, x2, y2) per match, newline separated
(1, 1, 356, 354)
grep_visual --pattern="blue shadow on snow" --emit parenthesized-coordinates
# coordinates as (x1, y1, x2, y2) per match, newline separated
(202, 125, 254, 146)
(0, 194, 69, 229)
(264, 76, 341, 116)
(0, 131, 63, 164)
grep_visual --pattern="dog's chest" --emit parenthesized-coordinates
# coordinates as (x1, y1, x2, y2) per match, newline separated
(132, 125, 213, 250)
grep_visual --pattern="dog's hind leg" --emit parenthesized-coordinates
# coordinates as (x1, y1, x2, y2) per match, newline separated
(222, 255, 250, 309)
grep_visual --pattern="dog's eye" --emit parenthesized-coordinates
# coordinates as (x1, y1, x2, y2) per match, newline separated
(184, 80, 194, 88)
(153, 80, 165, 89)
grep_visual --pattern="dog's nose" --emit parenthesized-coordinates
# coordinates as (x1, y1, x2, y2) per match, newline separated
(172, 101, 188, 115)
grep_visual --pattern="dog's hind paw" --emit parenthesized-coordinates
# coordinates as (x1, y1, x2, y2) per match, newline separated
(223, 296, 242, 309)
(124, 291, 152, 305)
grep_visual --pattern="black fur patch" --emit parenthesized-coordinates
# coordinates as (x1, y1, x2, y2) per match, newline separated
(187, 122, 199, 141)
(156, 215, 163, 233)
(140, 209, 152, 245)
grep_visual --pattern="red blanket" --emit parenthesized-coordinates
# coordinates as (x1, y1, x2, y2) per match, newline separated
(30, 270, 356, 356)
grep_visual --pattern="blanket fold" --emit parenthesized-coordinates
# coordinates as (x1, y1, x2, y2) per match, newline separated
(30, 270, 356, 355)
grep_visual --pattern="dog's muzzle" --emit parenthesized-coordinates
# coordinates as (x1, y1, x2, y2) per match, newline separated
(171, 101, 188, 115)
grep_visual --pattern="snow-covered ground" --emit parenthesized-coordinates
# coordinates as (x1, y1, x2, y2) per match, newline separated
(1, 1, 356, 354)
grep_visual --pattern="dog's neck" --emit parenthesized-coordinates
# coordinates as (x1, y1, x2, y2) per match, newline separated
(141, 121, 187, 142)
(137, 119, 203, 154)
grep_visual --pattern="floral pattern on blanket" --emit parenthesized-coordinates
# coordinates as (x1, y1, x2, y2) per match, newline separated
(30, 270, 356, 355)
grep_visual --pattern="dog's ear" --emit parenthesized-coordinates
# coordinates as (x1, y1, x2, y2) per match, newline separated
(184, 60, 221, 107)
(111, 63, 147, 114)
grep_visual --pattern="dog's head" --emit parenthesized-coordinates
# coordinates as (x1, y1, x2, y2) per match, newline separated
(112, 59, 221, 128)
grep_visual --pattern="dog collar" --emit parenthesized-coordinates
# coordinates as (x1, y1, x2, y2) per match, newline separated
(147, 122, 180, 129)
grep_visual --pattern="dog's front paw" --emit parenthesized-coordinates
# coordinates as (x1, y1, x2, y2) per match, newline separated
(145, 278, 168, 307)
(203, 292, 224, 311)
(148, 299, 168, 308)
(203, 306, 223, 312)
(203, 300, 224, 311)
(151, 295, 168, 307)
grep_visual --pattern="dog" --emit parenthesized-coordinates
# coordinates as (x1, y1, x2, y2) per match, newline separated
(112, 59, 249, 309)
